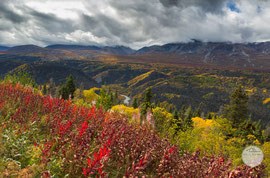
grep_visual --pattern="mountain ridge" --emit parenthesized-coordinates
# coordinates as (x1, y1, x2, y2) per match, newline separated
(1, 41, 270, 69)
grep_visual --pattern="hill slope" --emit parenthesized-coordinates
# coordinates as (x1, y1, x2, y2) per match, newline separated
(0, 82, 266, 177)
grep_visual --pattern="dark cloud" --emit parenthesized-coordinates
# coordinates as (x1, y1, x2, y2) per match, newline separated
(0, 0, 27, 23)
(29, 10, 75, 33)
(0, 0, 270, 48)
(159, 0, 226, 13)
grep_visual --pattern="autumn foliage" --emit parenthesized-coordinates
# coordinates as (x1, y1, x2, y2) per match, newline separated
(0, 82, 266, 177)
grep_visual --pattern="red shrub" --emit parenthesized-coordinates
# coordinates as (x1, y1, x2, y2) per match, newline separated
(0, 82, 267, 177)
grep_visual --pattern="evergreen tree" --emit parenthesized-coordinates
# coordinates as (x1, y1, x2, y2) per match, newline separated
(65, 75, 76, 99)
(58, 75, 76, 100)
(254, 120, 263, 142)
(142, 88, 152, 111)
(206, 112, 212, 119)
(42, 84, 47, 95)
(59, 85, 69, 100)
(184, 106, 193, 130)
(171, 110, 183, 135)
(132, 98, 138, 109)
(173, 110, 178, 120)
(140, 87, 152, 120)
(179, 105, 186, 118)
(224, 86, 248, 129)
(167, 104, 175, 114)
(144, 87, 152, 103)
(240, 115, 255, 137)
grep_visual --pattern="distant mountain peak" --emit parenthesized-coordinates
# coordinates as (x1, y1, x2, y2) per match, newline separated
(0, 46, 10, 51)
(47, 44, 135, 55)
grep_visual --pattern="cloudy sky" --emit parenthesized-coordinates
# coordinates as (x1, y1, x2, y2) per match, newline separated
(0, 0, 270, 49)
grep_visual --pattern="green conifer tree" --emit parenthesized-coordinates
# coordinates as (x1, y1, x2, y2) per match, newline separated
(254, 120, 263, 142)
(224, 86, 248, 129)
(59, 85, 69, 100)
(140, 87, 152, 119)
(42, 84, 47, 95)
(65, 75, 76, 99)
(58, 75, 76, 100)
(194, 103, 201, 117)
(132, 98, 138, 109)
(184, 106, 193, 130)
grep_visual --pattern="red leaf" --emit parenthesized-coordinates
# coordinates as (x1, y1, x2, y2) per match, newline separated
(83, 168, 87, 177)
(139, 158, 143, 166)
(88, 158, 92, 168)
(94, 152, 98, 162)
(98, 168, 102, 176)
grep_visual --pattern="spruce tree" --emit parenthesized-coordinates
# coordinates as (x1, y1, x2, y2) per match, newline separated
(240, 115, 255, 137)
(179, 105, 186, 118)
(224, 86, 248, 129)
(184, 106, 193, 130)
(59, 85, 69, 100)
(132, 98, 138, 108)
(173, 110, 178, 120)
(58, 75, 76, 100)
(171, 110, 183, 134)
(140, 87, 152, 120)
(42, 84, 47, 95)
(206, 112, 212, 119)
(144, 87, 152, 103)
(65, 75, 76, 99)
(254, 120, 263, 142)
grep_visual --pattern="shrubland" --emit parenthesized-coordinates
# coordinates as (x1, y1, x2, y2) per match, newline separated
(0, 74, 269, 177)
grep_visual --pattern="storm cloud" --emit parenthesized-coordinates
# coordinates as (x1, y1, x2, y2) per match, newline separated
(0, 0, 270, 49)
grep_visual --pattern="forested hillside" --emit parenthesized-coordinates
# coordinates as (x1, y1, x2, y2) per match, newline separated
(1, 58, 270, 127)
(0, 74, 269, 177)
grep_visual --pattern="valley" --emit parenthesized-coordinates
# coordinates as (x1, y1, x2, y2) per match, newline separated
(0, 41, 270, 126)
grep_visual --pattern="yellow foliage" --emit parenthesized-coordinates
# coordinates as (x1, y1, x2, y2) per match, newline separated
(192, 117, 214, 131)
(152, 107, 173, 135)
(263, 98, 270, 104)
(73, 88, 99, 107)
(161, 93, 181, 99)
(152, 107, 172, 121)
(187, 117, 227, 155)
(83, 87, 99, 104)
(245, 88, 256, 96)
(127, 70, 154, 87)
(194, 73, 209, 77)
(38, 91, 43, 96)
(245, 89, 254, 93)
(177, 117, 246, 166)
(246, 134, 260, 145)
(225, 137, 246, 165)
(111, 105, 139, 119)
(262, 142, 270, 174)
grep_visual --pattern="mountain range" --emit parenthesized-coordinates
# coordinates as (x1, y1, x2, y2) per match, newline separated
(1, 41, 270, 125)
(1, 40, 270, 69)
